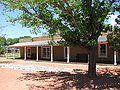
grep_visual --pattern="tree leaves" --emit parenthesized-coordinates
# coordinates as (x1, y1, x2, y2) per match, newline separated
(107, 17, 120, 52)
(0, 0, 120, 49)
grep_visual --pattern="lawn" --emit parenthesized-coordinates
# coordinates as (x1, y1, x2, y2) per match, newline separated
(0, 53, 20, 58)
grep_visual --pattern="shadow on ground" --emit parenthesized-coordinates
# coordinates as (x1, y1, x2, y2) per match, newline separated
(18, 68, 120, 90)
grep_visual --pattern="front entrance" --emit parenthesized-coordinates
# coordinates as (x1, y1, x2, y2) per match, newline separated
(42, 47, 50, 59)
(27, 48, 31, 58)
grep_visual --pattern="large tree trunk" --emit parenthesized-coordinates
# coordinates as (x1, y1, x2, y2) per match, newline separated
(88, 48, 97, 77)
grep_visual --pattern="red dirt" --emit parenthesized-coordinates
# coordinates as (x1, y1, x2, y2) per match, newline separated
(0, 68, 30, 90)
(0, 57, 120, 90)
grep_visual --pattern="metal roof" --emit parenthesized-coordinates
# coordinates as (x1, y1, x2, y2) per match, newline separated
(7, 36, 107, 48)
(98, 36, 107, 42)
(7, 40, 59, 48)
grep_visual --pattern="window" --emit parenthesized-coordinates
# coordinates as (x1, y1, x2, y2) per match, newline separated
(42, 47, 50, 59)
(27, 48, 31, 58)
(64, 47, 67, 59)
(98, 44, 107, 57)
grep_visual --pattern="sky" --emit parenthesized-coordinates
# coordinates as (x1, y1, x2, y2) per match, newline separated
(107, 12, 119, 25)
(0, 5, 119, 39)
(0, 6, 41, 39)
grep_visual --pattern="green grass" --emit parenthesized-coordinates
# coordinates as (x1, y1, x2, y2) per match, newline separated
(5, 53, 20, 58)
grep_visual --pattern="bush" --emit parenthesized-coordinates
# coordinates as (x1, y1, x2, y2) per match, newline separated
(0, 47, 5, 55)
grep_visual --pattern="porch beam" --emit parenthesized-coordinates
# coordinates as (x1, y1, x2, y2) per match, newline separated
(36, 46, 39, 61)
(114, 51, 117, 65)
(51, 45, 53, 62)
(67, 47, 70, 63)
(24, 46, 27, 60)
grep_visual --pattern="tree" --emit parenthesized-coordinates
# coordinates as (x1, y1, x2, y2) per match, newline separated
(0, 36, 6, 54)
(6, 38, 19, 45)
(107, 15, 120, 65)
(19, 36, 31, 40)
(107, 26, 120, 51)
(115, 15, 120, 24)
(6, 36, 31, 45)
(107, 25, 120, 52)
(0, 36, 31, 54)
(0, 25, 7, 54)
(108, 15, 120, 51)
(0, 0, 120, 77)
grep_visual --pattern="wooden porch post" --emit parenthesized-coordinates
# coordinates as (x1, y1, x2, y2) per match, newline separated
(88, 54, 89, 63)
(19, 48, 20, 57)
(13, 48, 16, 59)
(36, 46, 39, 61)
(12, 48, 14, 59)
(24, 46, 27, 60)
(67, 47, 70, 63)
(6, 48, 8, 59)
(114, 51, 117, 65)
(51, 45, 53, 62)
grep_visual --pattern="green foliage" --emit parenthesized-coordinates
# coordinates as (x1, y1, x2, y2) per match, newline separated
(1, 0, 120, 77)
(6, 36, 31, 45)
(108, 15, 120, 52)
(0, 36, 31, 54)
(0, 36, 6, 46)
(19, 36, 31, 39)
(6, 38, 19, 45)
(0, 0, 119, 49)
(0, 36, 6, 54)
(0, 47, 4, 54)
(85, 40, 97, 49)
(107, 26, 120, 51)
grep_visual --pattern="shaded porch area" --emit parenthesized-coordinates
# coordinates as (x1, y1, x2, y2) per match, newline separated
(6, 40, 89, 63)
(6, 45, 89, 63)
(5, 39, 120, 65)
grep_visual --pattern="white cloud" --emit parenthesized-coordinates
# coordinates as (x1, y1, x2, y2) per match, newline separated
(108, 14, 117, 26)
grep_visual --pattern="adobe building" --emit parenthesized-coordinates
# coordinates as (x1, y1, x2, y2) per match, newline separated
(6, 33, 120, 65)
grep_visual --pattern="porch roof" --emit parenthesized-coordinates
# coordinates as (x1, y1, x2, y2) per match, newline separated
(98, 36, 107, 42)
(7, 36, 107, 48)
(7, 40, 59, 48)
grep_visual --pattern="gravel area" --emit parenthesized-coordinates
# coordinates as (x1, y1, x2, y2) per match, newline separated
(0, 63, 73, 72)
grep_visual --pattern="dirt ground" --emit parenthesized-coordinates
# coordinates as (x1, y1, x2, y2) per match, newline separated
(0, 57, 120, 90)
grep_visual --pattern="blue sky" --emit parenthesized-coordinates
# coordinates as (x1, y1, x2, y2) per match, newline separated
(0, 6, 119, 39)
(0, 7, 41, 38)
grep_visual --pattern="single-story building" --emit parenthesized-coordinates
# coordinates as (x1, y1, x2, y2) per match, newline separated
(6, 33, 120, 65)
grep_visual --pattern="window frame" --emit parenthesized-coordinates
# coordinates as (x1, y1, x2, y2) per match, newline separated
(41, 47, 50, 59)
(98, 43, 108, 57)
(27, 47, 31, 58)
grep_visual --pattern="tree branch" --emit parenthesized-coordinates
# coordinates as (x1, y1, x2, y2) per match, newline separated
(53, 2, 79, 29)
(62, 0, 79, 28)
(20, 6, 53, 27)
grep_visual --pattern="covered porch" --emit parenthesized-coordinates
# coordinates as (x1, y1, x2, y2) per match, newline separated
(6, 39, 120, 65)
(6, 40, 89, 63)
